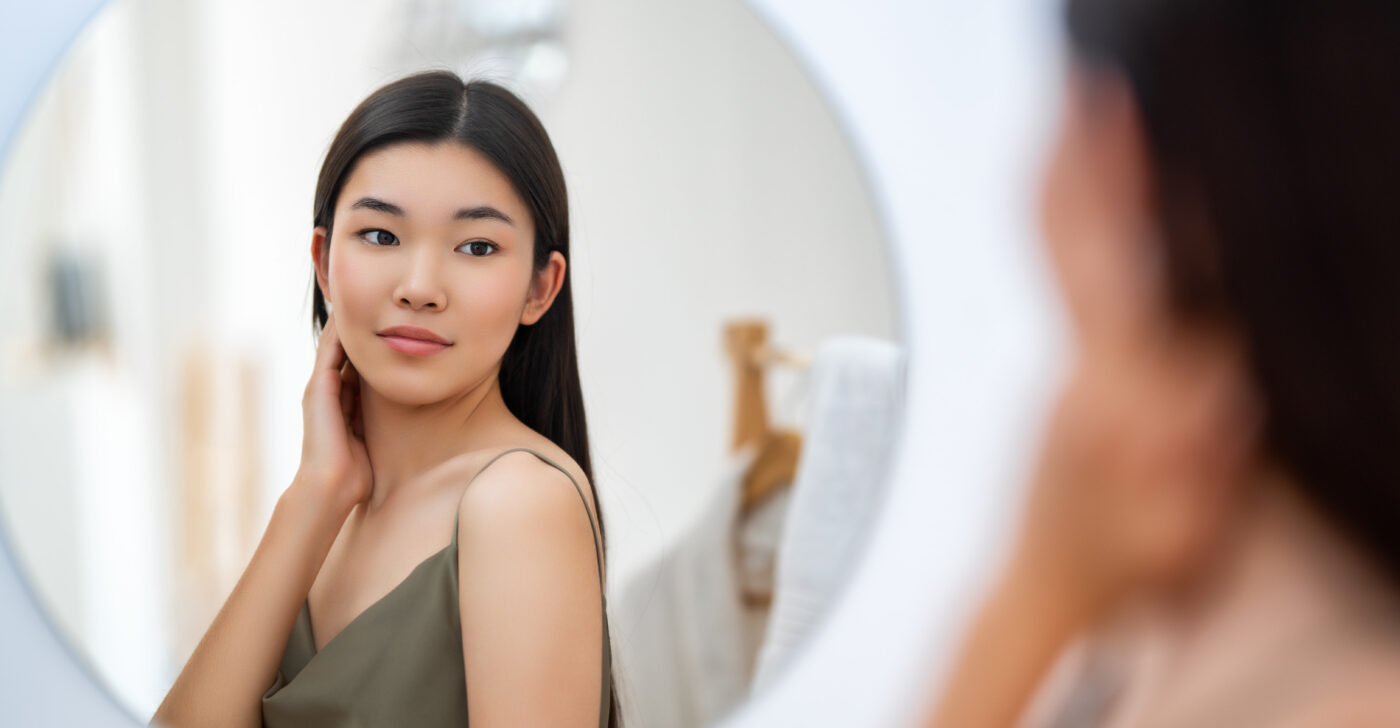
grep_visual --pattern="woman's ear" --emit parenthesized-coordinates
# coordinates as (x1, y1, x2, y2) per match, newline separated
(311, 226, 331, 303)
(520, 251, 566, 326)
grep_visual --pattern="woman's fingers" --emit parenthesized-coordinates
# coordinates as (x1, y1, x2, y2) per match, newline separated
(309, 315, 352, 412)
(340, 361, 361, 421)
(339, 363, 355, 422)
(315, 314, 348, 379)
(305, 314, 356, 444)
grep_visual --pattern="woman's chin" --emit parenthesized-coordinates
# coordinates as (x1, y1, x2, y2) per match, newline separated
(361, 375, 455, 409)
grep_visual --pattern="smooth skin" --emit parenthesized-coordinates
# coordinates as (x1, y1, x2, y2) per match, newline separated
(923, 65, 1400, 727)
(153, 141, 605, 727)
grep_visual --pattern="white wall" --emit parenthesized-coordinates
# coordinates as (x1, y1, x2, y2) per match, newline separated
(551, 0, 895, 585)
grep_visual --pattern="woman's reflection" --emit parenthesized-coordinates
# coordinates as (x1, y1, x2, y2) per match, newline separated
(153, 71, 617, 728)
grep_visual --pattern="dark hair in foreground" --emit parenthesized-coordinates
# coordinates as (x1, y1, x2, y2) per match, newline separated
(309, 70, 619, 725)
(1065, 0, 1400, 579)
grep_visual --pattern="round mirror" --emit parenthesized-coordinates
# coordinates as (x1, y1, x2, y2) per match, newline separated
(0, 0, 903, 724)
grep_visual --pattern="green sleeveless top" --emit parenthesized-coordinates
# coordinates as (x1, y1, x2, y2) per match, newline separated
(261, 448, 612, 727)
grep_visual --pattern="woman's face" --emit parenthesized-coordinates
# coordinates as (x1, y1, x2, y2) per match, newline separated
(312, 141, 547, 406)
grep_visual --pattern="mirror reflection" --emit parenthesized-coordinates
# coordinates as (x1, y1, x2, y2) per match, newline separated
(0, 0, 902, 725)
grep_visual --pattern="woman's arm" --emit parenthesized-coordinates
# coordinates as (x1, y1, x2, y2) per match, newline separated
(456, 452, 605, 727)
(150, 478, 354, 728)
(923, 555, 1095, 728)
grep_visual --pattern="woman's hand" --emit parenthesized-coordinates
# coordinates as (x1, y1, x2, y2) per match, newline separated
(923, 332, 1258, 728)
(1011, 329, 1259, 631)
(294, 313, 373, 511)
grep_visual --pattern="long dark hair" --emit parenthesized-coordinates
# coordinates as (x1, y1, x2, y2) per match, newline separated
(309, 70, 619, 725)
(1064, 0, 1400, 579)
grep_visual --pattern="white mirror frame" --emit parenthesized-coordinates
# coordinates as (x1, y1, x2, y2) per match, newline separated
(0, 1, 1066, 725)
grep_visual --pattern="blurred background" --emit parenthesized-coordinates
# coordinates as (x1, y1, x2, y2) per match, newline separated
(0, 0, 900, 721)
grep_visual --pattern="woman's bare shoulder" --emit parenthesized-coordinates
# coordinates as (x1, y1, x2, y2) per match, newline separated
(454, 444, 598, 540)
(464, 429, 591, 499)
(453, 447, 605, 600)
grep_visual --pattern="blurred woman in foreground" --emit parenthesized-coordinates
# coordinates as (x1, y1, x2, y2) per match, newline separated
(927, 0, 1400, 725)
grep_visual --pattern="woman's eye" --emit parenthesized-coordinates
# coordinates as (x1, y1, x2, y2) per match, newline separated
(461, 240, 496, 257)
(359, 229, 398, 246)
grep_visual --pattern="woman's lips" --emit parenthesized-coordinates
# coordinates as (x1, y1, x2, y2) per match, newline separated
(379, 335, 450, 356)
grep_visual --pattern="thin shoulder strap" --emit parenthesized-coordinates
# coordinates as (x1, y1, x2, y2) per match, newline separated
(451, 447, 606, 588)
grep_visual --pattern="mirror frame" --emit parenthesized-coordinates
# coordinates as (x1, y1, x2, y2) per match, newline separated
(0, 0, 1066, 724)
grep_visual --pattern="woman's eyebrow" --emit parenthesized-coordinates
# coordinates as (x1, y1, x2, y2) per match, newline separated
(455, 205, 514, 226)
(349, 196, 515, 226)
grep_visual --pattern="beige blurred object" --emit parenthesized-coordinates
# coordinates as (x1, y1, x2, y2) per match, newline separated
(724, 319, 806, 516)
(724, 319, 807, 610)
(174, 345, 216, 662)
(236, 358, 264, 559)
(171, 343, 265, 662)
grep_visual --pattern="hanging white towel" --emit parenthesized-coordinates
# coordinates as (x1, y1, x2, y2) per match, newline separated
(612, 447, 787, 728)
(749, 336, 906, 693)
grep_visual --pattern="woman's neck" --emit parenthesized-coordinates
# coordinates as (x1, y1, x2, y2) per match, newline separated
(355, 372, 516, 511)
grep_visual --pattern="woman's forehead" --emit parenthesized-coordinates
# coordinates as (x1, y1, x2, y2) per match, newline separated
(338, 141, 530, 225)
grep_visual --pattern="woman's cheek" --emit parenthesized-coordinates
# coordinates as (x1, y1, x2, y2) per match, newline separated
(330, 247, 379, 307)
(463, 271, 528, 334)
(329, 251, 381, 355)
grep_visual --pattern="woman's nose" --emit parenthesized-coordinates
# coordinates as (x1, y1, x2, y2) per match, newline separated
(393, 249, 447, 310)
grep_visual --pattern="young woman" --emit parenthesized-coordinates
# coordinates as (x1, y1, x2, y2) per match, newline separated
(153, 71, 618, 727)
(925, 0, 1400, 725)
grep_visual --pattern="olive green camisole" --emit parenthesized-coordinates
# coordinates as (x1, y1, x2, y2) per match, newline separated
(261, 448, 612, 727)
